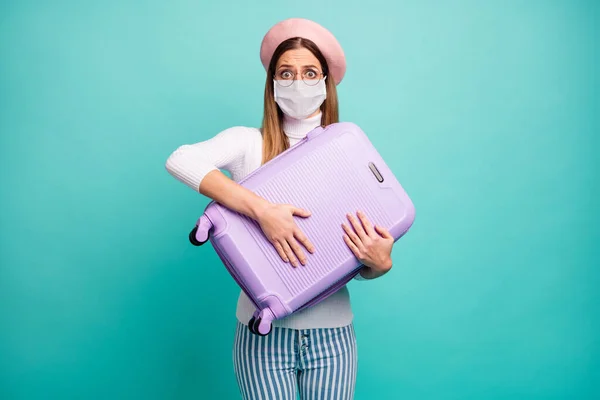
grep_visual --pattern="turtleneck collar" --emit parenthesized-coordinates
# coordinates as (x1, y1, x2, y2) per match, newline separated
(282, 112, 323, 140)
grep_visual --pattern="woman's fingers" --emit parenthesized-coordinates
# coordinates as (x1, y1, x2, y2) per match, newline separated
(291, 206, 312, 218)
(287, 236, 307, 266)
(272, 241, 288, 263)
(294, 228, 315, 254)
(356, 211, 376, 237)
(280, 239, 299, 267)
(346, 213, 367, 241)
(342, 223, 363, 250)
(343, 234, 361, 259)
(374, 224, 393, 239)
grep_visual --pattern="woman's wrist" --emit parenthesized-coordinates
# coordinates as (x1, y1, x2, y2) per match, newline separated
(247, 195, 272, 221)
(378, 257, 393, 271)
(359, 257, 393, 279)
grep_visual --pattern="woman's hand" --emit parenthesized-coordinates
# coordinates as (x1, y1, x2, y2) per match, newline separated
(256, 203, 315, 267)
(342, 211, 394, 279)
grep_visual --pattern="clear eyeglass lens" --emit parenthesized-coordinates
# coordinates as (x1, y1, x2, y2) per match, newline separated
(275, 71, 323, 87)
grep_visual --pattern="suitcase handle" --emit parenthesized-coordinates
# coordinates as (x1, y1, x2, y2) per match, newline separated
(189, 215, 212, 246)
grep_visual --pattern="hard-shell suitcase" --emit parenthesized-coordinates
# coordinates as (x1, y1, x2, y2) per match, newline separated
(190, 122, 415, 335)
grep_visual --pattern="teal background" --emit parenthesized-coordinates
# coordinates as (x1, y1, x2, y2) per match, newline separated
(1, 0, 598, 399)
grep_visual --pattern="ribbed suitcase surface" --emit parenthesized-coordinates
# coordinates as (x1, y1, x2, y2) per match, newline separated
(190, 122, 415, 335)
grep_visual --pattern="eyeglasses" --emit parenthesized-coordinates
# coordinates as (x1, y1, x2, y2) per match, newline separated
(274, 69, 326, 87)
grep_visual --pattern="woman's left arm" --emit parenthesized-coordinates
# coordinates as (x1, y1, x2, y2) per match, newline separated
(342, 211, 394, 280)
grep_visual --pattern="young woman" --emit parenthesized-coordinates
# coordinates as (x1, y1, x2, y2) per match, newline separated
(166, 18, 395, 400)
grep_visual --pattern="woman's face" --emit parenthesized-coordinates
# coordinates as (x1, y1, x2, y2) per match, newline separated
(274, 48, 323, 83)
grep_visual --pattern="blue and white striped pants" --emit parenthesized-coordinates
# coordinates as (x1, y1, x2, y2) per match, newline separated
(233, 321, 358, 399)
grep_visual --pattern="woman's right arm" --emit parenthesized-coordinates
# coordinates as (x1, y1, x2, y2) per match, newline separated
(165, 127, 315, 266)
(199, 171, 315, 266)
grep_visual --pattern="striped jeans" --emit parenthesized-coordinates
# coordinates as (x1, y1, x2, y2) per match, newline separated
(233, 321, 358, 399)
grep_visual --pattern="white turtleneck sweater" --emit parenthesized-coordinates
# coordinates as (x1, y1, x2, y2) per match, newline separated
(165, 113, 356, 329)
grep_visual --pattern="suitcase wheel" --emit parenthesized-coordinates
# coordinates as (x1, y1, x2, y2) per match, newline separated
(247, 316, 272, 336)
(189, 215, 212, 246)
(188, 226, 207, 246)
(256, 318, 272, 336)
(248, 316, 257, 334)
(188, 227, 205, 246)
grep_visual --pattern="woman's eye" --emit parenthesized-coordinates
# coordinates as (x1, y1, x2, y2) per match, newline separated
(280, 71, 293, 79)
(305, 70, 317, 79)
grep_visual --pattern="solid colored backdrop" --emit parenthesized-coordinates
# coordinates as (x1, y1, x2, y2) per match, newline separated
(1, 0, 598, 399)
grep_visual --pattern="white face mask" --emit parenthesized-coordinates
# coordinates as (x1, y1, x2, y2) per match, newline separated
(273, 77, 327, 119)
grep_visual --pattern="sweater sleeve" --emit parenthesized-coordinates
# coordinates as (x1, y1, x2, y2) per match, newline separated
(165, 126, 253, 191)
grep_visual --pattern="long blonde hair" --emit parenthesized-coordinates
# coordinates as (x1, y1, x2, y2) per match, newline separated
(261, 37, 339, 164)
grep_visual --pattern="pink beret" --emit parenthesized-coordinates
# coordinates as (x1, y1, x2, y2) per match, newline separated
(260, 18, 346, 85)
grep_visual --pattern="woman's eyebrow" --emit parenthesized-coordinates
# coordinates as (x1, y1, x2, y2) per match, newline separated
(277, 64, 319, 70)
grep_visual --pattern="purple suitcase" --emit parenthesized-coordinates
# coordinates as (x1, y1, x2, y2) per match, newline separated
(190, 122, 415, 335)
